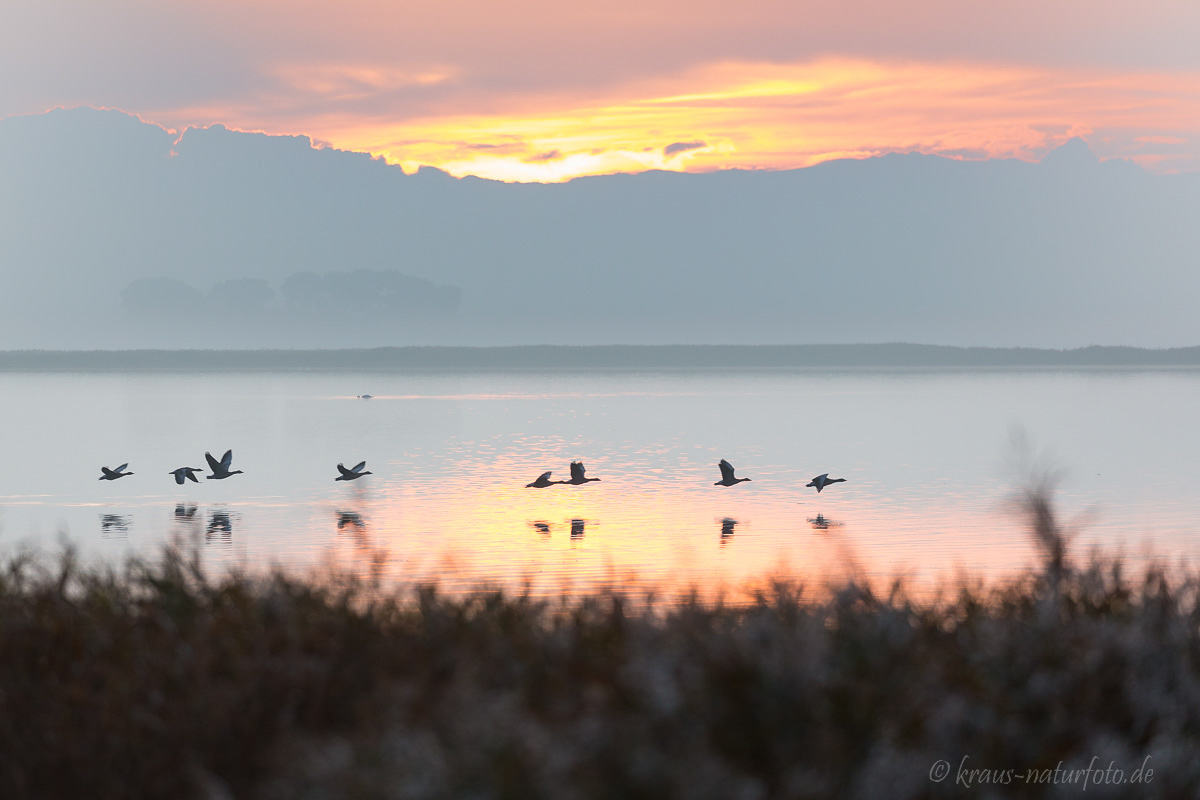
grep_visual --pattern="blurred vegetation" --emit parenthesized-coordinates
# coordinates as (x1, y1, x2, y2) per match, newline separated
(2, 490, 1199, 798)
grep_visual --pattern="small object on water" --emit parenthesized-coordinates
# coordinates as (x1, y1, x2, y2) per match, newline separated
(336, 461, 373, 481)
(357, 394, 373, 400)
(205, 449, 244, 480)
(806, 473, 846, 493)
(99, 463, 133, 480)
(714, 459, 751, 487)
(564, 461, 601, 485)
(526, 471, 564, 488)
(169, 466, 204, 485)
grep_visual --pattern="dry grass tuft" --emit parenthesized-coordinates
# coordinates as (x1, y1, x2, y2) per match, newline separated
(2, 488, 1199, 798)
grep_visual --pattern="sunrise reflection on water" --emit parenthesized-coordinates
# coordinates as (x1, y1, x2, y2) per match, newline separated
(0, 369, 1197, 599)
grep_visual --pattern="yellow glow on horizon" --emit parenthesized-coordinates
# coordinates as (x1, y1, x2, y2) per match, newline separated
(161, 57, 1200, 182)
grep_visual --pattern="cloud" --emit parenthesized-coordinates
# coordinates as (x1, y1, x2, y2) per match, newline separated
(524, 150, 562, 163)
(3, 2, 1199, 180)
(663, 141, 706, 156)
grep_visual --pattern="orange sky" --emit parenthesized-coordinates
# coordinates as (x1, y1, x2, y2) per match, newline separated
(2, 0, 1198, 180)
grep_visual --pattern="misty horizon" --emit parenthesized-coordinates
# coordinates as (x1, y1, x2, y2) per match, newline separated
(3, 107, 1198, 351)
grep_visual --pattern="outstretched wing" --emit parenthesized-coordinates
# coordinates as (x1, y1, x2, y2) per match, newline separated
(186, 469, 200, 483)
(219, 450, 234, 470)
(337, 463, 355, 479)
(101, 467, 116, 478)
(205, 452, 221, 472)
(173, 470, 186, 485)
(570, 461, 584, 482)
(351, 461, 367, 474)
(115, 463, 128, 474)
(718, 459, 735, 481)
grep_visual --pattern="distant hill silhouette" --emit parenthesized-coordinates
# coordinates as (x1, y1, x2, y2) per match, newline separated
(1, 107, 1198, 349)
(3, 344, 1200, 371)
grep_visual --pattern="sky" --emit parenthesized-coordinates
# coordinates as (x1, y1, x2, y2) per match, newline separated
(3, 0, 1199, 181)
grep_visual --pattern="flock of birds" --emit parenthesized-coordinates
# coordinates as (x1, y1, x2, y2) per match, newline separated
(523, 459, 846, 493)
(99, 453, 846, 494)
(99, 450, 372, 485)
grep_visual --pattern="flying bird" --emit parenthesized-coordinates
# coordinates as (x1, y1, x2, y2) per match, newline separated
(806, 473, 846, 493)
(99, 463, 133, 480)
(714, 459, 751, 487)
(335, 461, 372, 481)
(169, 466, 204, 485)
(525, 471, 564, 488)
(564, 461, 601, 485)
(205, 449, 243, 480)
(357, 394, 373, 400)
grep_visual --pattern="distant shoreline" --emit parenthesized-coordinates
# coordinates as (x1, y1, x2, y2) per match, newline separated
(2, 344, 1200, 371)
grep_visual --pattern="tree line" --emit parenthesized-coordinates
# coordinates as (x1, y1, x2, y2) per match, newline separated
(120, 270, 462, 321)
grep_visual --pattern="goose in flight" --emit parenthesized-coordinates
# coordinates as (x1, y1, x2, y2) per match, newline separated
(714, 459, 751, 487)
(564, 461, 601, 485)
(357, 394, 373, 400)
(335, 461, 372, 481)
(205, 450, 243, 480)
(170, 466, 204, 485)
(525, 471, 564, 488)
(806, 473, 846, 493)
(99, 463, 133, 480)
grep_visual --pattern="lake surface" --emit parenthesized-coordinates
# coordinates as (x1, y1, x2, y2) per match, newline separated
(1, 369, 1197, 597)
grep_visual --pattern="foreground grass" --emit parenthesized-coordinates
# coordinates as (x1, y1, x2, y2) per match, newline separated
(2, 493, 1199, 798)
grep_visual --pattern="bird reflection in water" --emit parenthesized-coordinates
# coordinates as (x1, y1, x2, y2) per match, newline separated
(206, 511, 233, 544)
(337, 511, 366, 533)
(529, 521, 552, 536)
(570, 519, 586, 540)
(719, 517, 738, 545)
(807, 514, 842, 532)
(174, 503, 198, 521)
(100, 514, 131, 539)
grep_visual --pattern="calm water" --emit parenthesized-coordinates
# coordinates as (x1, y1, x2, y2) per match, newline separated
(1, 369, 1197, 596)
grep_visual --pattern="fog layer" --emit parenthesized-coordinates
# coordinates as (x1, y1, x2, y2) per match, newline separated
(2, 108, 1197, 348)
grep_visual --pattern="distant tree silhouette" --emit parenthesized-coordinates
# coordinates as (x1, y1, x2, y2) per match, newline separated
(281, 269, 461, 319)
(208, 278, 274, 316)
(120, 278, 204, 318)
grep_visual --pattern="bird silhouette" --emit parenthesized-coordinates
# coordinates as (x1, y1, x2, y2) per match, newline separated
(806, 473, 846, 493)
(357, 394, 373, 400)
(99, 463, 133, 480)
(204, 450, 243, 480)
(335, 461, 372, 481)
(525, 471, 564, 488)
(564, 461, 601, 485)
(714, 459, 751, 486)
(169, 466, 204, 485)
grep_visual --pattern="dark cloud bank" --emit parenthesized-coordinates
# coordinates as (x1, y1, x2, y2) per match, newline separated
(1, 107, 1197, 349)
